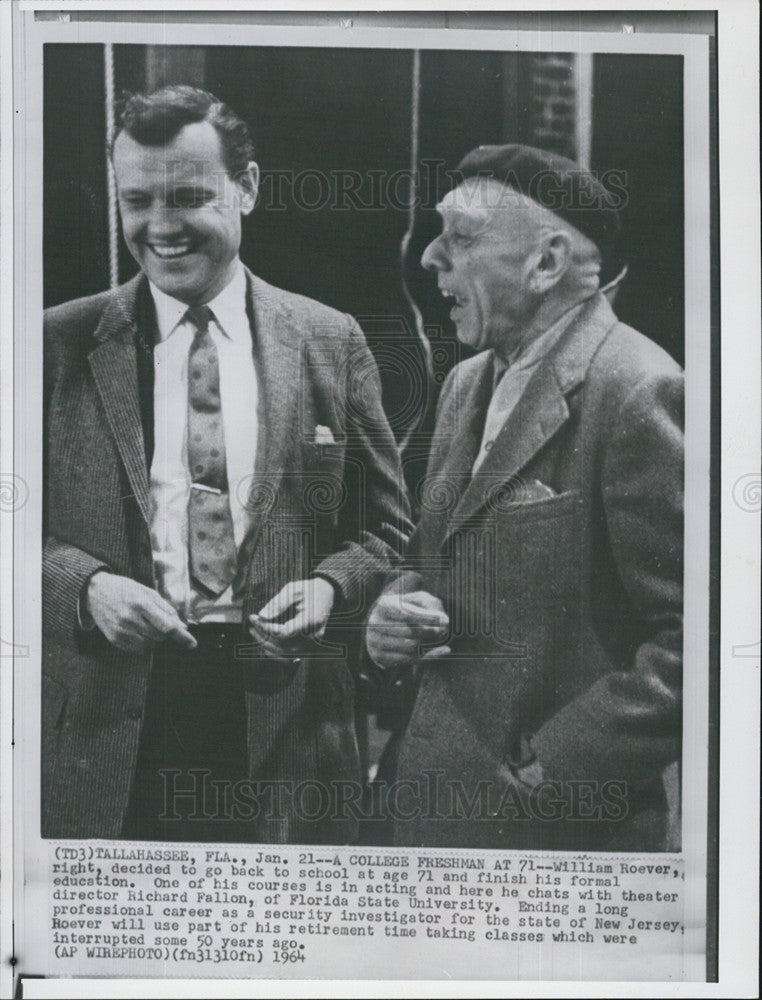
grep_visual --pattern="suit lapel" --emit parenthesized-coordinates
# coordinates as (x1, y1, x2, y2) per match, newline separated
(246, 269, 301, 496)
(233, 270, 302, 595)
(445, 293, 618, 538)
(88, 274, 151, 524)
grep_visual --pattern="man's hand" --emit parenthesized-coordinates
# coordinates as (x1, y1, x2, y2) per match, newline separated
(83, 571, 197, 653)
(249, 577, 335, 658)
(366, 589, 450, 671)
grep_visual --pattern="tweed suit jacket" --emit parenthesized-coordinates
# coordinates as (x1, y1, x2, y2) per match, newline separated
(386, 293, 683, 850)
(42, 268, 412, 840)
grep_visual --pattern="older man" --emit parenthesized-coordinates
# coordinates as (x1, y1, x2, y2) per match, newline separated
(366, 144, 683, 851)
(43, 86, 411, 842)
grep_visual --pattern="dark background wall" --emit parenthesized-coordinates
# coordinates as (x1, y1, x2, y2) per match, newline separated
(44, 43, 685, 434)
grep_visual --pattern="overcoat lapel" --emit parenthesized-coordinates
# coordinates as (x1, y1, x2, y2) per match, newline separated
(444, 293, 619, 539)
(446, 365, 570, 536)
(430, 351, 495, 482)
(416, 353, 494, 547)
(87, 274, 151, 524)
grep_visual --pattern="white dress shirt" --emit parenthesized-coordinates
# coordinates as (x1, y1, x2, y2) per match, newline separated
(472, 302, 586, 475)
(148, 261, 258, 623)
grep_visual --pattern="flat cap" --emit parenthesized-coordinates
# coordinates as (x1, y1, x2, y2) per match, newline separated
(456, 144, 624, 284)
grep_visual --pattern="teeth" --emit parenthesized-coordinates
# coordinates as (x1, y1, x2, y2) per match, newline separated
(150, 244, 192, 259)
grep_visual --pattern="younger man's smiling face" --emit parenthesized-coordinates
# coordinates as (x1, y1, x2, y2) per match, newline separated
(113, 120, 255, 305)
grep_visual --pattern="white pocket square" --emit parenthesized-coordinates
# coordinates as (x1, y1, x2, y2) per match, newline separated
(314, 424, 336, 445)
(519, 478, 558, 501)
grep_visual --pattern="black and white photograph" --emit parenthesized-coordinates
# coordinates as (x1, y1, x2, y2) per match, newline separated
(2, 4, 759, 996)
(41, 34, 687, 853)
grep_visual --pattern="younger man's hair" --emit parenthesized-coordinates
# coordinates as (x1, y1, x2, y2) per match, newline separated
(111, 85, 255, 180)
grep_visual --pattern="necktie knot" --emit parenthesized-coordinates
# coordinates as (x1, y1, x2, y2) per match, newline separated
(185, 304, 214, 333)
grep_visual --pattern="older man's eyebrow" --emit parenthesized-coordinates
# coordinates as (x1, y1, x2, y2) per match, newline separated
(437, 202, 473, 221)
(437, 205, 492, 233)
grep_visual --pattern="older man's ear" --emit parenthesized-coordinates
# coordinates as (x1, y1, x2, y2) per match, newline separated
(528, 231, 572, 295)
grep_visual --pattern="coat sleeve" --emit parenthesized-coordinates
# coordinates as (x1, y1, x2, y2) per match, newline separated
(42, 309, 110, 645)
(312, 318, 414, 611)
(531, 367, 684, 790)
(43, 538, 109, 644)
(361, 360, 461, 612)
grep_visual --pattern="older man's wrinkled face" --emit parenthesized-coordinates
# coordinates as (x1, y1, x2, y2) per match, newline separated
(421, 178, 540, 355)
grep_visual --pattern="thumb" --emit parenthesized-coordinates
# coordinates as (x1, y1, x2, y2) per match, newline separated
(421, 645, 451, 660)
(402, 590, 444, 611)
(256, 583, 298, 622)
(400, 591, 448, 626)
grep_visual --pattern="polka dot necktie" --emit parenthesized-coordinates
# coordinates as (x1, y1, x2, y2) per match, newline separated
(185, 305, 237, 597)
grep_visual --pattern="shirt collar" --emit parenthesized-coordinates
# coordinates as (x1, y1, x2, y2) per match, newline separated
(148, 260, 247, 343)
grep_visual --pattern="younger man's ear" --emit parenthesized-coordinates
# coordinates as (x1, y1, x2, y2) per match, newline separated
(238, 161, 259, 214)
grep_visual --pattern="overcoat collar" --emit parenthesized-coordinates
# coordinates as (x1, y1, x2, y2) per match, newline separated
(443, 292, 619, 537)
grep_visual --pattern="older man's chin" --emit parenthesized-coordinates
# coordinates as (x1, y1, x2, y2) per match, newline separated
(456, 325, 489, 354)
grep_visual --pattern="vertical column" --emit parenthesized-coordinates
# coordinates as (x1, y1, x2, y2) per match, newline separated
(528, 53, 578, 160)
(573, 52, 594, 169)
(145, 46, 207, 90)
(103, 42, 119, 289)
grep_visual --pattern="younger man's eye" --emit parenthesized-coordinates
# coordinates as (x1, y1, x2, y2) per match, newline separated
(171, 190, 211, 209)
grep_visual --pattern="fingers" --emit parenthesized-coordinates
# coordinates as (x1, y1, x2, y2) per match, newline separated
(366, 591, 450, 671)
(253, 580, 333, 651)
(251, 612, 306, 639)
(246, 628, 289, 660)
(248, 609, 300, 655)
(373, 597, 433, 625)
(86, 574, 200, 652)
(368, 627, 442, 659)
(140, 593, 197, 648)
(366, 631, 444, 671)
(370, 611, 448, 644)
(401, 590, 447, 613)
(421, 645, 452, 660)
(367, 649, 418, 671)
(257, 582, 300, 622)
(374, 592, 449, 631)
(367, 638, 452, 671)
(247, 619, 310, 660)
(108, 614, 162, 653)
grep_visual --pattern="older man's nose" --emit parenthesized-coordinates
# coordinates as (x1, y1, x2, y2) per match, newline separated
(421, 235, 448, 272)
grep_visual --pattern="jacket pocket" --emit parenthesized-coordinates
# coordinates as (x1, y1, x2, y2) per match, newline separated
(494, 490, 585, 607)
(499, 488, 583, 522)
(301, 444, 347, 527)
